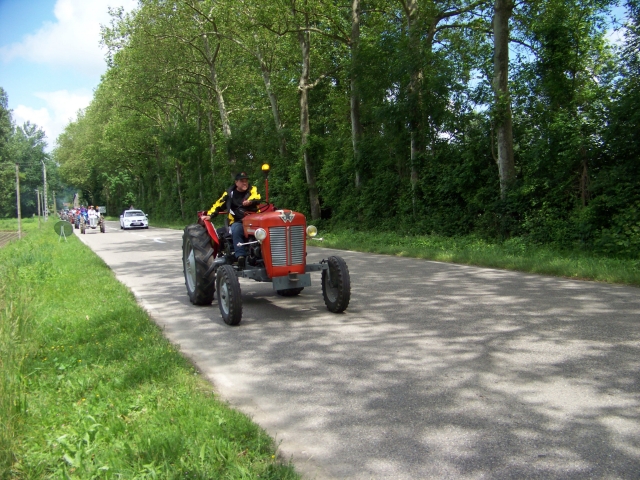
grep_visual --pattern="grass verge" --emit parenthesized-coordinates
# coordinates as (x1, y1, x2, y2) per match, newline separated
(147, 217, 639, 286)
(316, 230, 640, 286)
(0, 219, 298, 479)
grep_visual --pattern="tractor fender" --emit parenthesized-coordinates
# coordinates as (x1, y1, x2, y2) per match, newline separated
(203, 218, 220, 248)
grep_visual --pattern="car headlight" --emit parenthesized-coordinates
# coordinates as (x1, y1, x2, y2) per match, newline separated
(255, 228, 267, 242)
(306, 225, 318, 237)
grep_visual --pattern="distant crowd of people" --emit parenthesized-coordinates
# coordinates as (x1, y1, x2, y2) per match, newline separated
(59, 205, 101, 222)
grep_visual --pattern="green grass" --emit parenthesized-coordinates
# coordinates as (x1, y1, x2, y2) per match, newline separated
(317, 230, 640, 286)
(0, 222, 298, 479)
(0, 217, 39, 232)
(148, 217, 639, 286)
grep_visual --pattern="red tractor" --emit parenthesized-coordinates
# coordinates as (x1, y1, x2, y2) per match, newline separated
(182, 164, 351, 326)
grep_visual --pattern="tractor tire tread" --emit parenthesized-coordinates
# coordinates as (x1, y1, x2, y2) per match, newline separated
(322, 256, 351, 313)
(183, 224, 216, 305)
(216, 265, 242, 326)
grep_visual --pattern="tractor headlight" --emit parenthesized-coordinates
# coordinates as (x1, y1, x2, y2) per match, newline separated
(255, 228, 267, 242)
(306, 225, 318, 237)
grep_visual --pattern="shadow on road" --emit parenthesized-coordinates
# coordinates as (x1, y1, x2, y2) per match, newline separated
(87, 230, 640, 478)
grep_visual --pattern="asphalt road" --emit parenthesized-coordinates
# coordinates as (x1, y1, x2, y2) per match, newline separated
(75, 221, 640, 479)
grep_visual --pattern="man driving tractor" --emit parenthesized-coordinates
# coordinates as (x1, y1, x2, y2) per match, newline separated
(202, 172, 261, 270)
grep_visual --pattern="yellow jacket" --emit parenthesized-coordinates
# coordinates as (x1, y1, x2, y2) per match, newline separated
(207, 185, 261, 224)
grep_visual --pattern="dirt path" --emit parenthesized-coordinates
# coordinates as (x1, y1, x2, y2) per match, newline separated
(0, 231, 20, 248)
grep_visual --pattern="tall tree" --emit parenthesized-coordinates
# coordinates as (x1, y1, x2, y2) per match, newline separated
(492, 0, 515, 199)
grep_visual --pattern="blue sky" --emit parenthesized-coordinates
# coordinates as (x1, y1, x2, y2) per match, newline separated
(0, 0, 136, 151)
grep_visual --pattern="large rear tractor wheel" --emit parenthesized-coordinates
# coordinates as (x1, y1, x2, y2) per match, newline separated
(322, 256, 351, 313)
(100, 221, 106, 233)
(216, 265, 242, 326)
(277, 288, 304, 297)
(182, 224, 216, 305)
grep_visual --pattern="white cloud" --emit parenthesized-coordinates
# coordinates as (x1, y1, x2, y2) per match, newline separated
(0, 0, 137, 76)
(13, 90, 93, 150)
(13, 105, 51, 131)
(606, 27, 628, 47)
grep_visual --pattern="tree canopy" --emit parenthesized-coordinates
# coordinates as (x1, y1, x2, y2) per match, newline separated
(52, 0, 639, 258)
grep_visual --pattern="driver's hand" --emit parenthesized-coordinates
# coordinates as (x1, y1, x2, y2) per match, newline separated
(242, 200, 251, 206)
(202, 215, 211, 221)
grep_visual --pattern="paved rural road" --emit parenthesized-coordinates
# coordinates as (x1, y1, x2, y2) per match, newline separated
(74, 221, 640, 479)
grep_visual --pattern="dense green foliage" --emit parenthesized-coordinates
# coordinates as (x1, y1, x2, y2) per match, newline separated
(0, 221, 298, 479)
(318, 229, 640, 285)
(0, 88, 63, 218)
(53, 0, 639, 258)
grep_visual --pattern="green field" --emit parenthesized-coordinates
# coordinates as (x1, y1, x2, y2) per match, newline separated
(0, 218, 298, 479)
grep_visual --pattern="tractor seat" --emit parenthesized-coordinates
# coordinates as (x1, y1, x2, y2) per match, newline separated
(216, 227, 233, 252)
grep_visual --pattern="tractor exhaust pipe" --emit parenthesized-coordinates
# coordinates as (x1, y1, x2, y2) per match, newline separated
(262, 163, 270, 203)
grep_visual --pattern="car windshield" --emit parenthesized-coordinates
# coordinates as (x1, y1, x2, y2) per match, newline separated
(125, 211, 144, 217)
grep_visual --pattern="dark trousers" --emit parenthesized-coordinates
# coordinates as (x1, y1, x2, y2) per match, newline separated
(231, 221, 247, 258)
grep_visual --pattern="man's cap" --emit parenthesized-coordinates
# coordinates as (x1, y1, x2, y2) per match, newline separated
(235, 172, 249, 181)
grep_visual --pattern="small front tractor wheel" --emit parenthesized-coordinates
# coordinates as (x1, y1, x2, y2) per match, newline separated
(81, 224, 85, 234)
(100, 221, 105, 233)
(216, 265, 242, 326)
(277, 288, 304, 297)
(182, 224, 216, 305)
(322, 256, 351, 313)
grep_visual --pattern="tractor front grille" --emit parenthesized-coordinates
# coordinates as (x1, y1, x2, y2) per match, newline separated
(269, 226, 305, 266)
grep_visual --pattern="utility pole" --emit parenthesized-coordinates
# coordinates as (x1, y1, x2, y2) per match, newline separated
(16, 164, 22, 239)
(36, 189, 41, 229)
(42, 160, 48, 221)
(52, 190, 56, 216)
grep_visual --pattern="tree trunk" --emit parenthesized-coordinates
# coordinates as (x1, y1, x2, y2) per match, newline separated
(198, 160, 204, 205)
(403, 0, 423, 213)
(204, 35, 233, 163)
(298, 22, 321, 220)
(176, 161, 184, 219)
(580, 145, 589, 207)
(493, 0, 515, 200)
(156, 147, 163, 202)
(206, 90, 217, 180)
(196, 107, 205, 204)
(255, 36, 287, 158)
(351, 0, 364, 188)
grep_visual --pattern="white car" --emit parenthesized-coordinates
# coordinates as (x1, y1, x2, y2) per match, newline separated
(120, 210, 149, 230)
